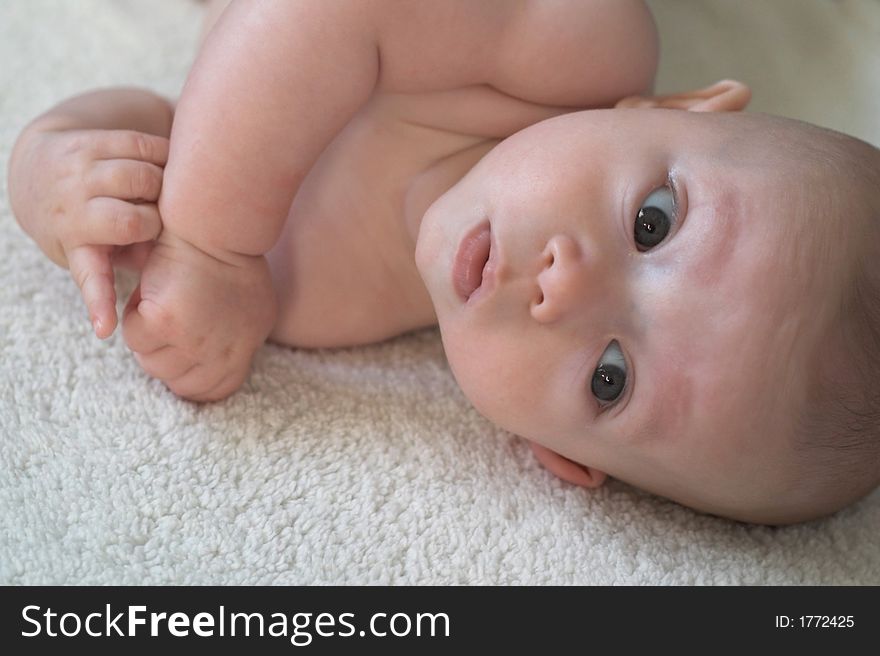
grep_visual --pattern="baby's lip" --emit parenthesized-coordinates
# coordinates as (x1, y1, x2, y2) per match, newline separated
(452, 221, 496, 303)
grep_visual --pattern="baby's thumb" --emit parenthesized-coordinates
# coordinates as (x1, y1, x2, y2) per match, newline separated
(122, 284, 168, 356)
(122, 283, 142, 325)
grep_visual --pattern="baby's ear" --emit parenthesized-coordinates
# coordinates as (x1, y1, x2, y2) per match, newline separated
(528, 442, 607, 488)
(615, 79, 751, 113)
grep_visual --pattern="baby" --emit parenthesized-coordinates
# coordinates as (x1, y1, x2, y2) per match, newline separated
(8, 0, 880, 525)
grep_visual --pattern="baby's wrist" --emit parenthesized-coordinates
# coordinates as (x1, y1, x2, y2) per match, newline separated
(157, 228, 269, 275)
(155, 228, 278, 335)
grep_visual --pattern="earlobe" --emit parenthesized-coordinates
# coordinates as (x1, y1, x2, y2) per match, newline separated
(529, 442, 607, 489)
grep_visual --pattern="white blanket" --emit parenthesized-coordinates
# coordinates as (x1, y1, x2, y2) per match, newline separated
(1, 0, 877, 585)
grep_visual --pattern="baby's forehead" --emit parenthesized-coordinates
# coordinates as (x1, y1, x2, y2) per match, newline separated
(684, 118, 867, 285)
(703, 112, 876, 195)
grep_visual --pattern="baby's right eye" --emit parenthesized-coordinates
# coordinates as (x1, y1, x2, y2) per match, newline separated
(634, 186, 676, 251)
(591, 340, 627, 406)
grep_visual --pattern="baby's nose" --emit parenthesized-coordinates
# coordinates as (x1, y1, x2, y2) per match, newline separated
(530, 234, 592, 324)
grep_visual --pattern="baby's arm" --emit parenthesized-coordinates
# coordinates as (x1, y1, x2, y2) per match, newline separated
(123, 1, 382, 401)
(159, 1, 379, 261)
(7, 88, 173, 337)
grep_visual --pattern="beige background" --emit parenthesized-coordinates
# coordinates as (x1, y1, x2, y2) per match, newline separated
(649, 0, 880, 147)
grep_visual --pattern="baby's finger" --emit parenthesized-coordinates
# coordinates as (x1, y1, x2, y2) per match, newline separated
(122, 288, 173, 354)
(93, 130, 170, 167)
(88, 159, 164, 202)
(67, 245, 117, 339)
(133, 347, 197, 382)
(80, 198, 162, 246)
(167, 365, 243, 403)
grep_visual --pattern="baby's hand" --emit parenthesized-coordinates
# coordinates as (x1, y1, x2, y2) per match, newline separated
(122, 232, 277, 402)
(8, 127, 169, 338)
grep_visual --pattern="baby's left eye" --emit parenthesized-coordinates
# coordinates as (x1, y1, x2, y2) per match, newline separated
(634, 186, 676, 251)
(591, 340, 627, 406)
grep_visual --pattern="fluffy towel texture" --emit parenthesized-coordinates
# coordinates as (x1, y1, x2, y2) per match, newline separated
(1, 0, 878, 585)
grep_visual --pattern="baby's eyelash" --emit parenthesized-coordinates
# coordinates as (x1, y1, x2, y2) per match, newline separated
(667, 174, 680, 214)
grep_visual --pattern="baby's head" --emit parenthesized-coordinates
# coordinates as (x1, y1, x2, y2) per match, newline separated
(415, 81, 880, 524)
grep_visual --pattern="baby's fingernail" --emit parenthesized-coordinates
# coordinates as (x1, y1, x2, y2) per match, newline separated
(93, 317, 103, 335)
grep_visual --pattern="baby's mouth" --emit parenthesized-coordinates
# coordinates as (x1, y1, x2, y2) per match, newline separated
(452, 221, 492, 302)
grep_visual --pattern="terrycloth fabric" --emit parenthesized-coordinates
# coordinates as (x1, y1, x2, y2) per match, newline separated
(1, 0, 878, 585)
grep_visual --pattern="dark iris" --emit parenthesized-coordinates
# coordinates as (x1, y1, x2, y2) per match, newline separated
(591, 364, 626, 403)
(634, 206, 671, 250)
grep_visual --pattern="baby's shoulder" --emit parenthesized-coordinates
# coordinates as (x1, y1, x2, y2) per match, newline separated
(375, 0, 657, 109)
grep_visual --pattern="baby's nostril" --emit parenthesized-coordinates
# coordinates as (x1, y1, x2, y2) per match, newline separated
(536, 290, 544, 305)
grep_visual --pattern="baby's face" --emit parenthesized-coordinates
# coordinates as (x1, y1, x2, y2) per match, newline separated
(416, 108, 842, 521)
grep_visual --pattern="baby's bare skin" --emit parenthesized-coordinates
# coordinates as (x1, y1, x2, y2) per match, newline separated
(121, 0, 658, 401)
(9, 0, 656, 397)
(8, 90, 173, 335)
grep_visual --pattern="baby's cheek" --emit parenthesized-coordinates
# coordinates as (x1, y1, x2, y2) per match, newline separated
(443, 334, 531, 433)
(647, 369, 696, 444)
(449, 350, 513, 423)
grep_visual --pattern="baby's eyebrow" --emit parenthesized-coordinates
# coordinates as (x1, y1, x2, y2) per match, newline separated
(683, 186, 742, 286)
(619, 180, 632, 232)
